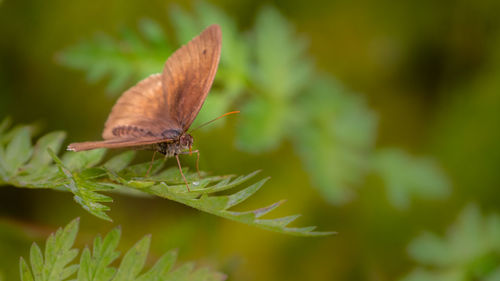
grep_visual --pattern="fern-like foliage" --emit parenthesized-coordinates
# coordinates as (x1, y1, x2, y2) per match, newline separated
(57, 2, 450, 207)
(400, 204, 500, 281)
(19, 218, 226, 281)
(373, 148, 450, 209)
(0, 120, 332, 236)
(57, 19, 173, 94)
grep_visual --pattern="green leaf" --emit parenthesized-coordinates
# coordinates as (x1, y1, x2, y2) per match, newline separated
(19, 218, 80, 281)
(236, 97, 288, 152)
(136, 251, 177, 281)
(27, 131, 66, 169)
(402, 204, 500, 281)
(0, 122, 330, 235)
(77, 227, 120, 281)
(294, 77, 377, 204)
(62, 149, 107, 171)
(225, 178, 268, 209)
(50, 150, 113, 221)
(253, 6, 313, 99)
(29, 243, 43, 281)
(400, 268, 463, 281)
(169, 5, 200, 43)
(374, 148, 451, 209)
(138, 18, 170, 49)
(143, 172, 330, 236)
(57, 21, 171, 95)
(486, 268, 500, 281)
(194, 2, 250, 93)
(3, 127, 32, 177)
(0, 117, 12, 135)
(104, 151, 136, 172)
(112, 235, 150, 281)
(19, 258, 34, 281)
(190, 89, 235, 131)
(19, 219, 226, 281)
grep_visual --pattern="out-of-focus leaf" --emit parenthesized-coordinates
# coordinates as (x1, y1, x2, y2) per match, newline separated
(3, 127, 32, 177)
(400, 268, 463, 281)
(374, 148, 451, 209)
(401, 204, 500, 281)
(253, 6, 312, 99)
(19, 258, 34, 281)
(57, 23, 172, 95)
(0, 117, 12, 135)
(294, 77, 377, 204)
(195, 2, 250, 93)
(169, 5, 200, 44)
(191, 89, 235, 130)
(138, 18, 170, 50)
(236, 97, 288, 152)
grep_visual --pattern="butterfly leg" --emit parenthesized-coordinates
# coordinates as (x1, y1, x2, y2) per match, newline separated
(145, 150, 157, 177)
(176, 154, 190, 191)
(196, 150, 201, 179)
(177, 150, 201, 179)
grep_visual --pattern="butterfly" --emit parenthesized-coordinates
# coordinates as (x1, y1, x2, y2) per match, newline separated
(67, 24, 233, 189)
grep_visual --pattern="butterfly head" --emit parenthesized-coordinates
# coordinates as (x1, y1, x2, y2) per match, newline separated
(161, 129, 193, 148)
(154, 130, 194, 156)
(179, 133, 193, 148)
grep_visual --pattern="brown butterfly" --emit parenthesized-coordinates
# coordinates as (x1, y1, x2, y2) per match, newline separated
(67, 24, 233, 189)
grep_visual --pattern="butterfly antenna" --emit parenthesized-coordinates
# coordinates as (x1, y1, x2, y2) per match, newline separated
(189, 111, 240, 133)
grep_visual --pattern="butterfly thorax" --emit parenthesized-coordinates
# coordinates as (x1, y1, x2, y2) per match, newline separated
(154, 133, 193, 157)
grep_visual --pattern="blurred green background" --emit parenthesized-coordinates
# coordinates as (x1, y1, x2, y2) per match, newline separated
(1, 0, 500, 280)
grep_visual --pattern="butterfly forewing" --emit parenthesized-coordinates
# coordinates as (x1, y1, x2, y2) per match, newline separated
(102, 74, 175, 140)
(163, 24, 222, 131)
(67, 137, 174, 152)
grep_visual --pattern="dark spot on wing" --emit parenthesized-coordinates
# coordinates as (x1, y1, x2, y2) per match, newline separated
(202, 49, 207, 55)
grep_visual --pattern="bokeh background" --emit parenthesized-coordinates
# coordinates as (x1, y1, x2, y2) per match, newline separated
(1, 0, 500, 280)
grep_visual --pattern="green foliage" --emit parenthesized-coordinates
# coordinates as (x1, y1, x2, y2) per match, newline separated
(294, 76, 377, 203)
(19, 218, 226, 281)
(374, 148, 450, 209)
(0, 121, 331, 236)
(57, 19, 173, 94)
(57, 2, 450, 206)
(401, 205, 500, 281)
(19, 218, 79, 281)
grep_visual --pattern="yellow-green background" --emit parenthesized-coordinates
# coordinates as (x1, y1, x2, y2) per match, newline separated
(1, 0, 500, 280)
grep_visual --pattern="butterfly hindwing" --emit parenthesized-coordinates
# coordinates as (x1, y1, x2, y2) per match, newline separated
(102, 74, 177, 140)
